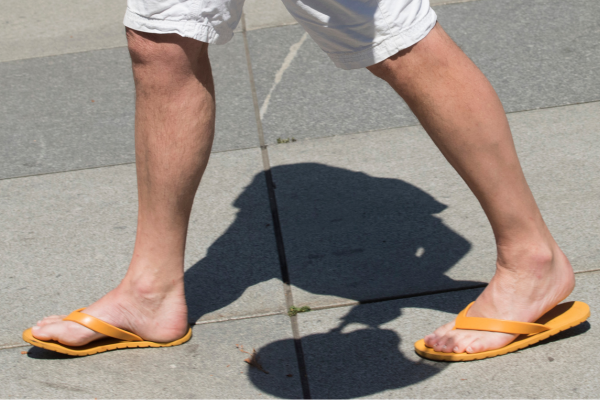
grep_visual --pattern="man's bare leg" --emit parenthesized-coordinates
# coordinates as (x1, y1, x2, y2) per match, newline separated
(31, 29, 214, 345)
(368, 23, 575, 354)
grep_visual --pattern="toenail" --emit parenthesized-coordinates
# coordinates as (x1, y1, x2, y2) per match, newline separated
(466, 346, 473, 353)
(32, 326, 40, 330)
(453, 346, 459, 352)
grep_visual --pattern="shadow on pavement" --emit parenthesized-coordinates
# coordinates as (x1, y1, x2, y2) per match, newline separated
(26, 347, 75, 360)
(528, 320, 591, 349)
(183, 163, 485, 397)
(253, 300, 448, 399)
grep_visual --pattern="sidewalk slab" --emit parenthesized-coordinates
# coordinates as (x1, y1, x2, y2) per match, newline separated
(0, 0, 479, 64)
(247, 24, 416, 145)
(0, 0, 127, 63)
(279, 271, 599, 399)
(247, 0, 600, 145)
(0, 148, 285, 347)
(0, 35, 256, 180)
(0, 47, 135, 180)
(210, 35, 262, 152)
(0, 314, 302, 399)
(437, 0, 600, 113)
(267, 102, 600, 309)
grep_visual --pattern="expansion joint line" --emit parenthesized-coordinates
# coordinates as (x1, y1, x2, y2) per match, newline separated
(241, 15, 312, 399)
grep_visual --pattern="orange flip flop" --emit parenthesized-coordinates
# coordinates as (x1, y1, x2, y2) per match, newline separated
(414, 301, 590, 362)
(22, 308, 192, 356)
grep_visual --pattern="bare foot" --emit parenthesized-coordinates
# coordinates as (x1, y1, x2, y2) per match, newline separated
(31, 276, 189, 346)
(423, 240, 575, 354)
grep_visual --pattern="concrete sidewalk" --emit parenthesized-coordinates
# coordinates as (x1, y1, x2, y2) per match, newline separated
(1, 0, 599, 397)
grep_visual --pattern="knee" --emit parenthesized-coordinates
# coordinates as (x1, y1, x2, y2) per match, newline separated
(366, 44, 417, 86)
(126, 28, 209, 81)
(366, 59, 396, 82)
(366, 51, 420, 100)
(367, 24, 454, 83)
(127, 29, 171, 67)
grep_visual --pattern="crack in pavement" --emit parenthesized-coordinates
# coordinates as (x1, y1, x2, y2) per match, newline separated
(259, 32, 309, 121)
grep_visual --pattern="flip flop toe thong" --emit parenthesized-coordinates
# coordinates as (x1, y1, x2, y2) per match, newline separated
(22, 308, 192, 356)
(414, 301, 590, 362)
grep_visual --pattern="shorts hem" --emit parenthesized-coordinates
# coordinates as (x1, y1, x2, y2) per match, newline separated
(326, 7, 438, 70)
(123, 8, 233, 45)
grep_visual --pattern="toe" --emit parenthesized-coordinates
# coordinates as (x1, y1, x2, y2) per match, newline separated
(440, 331, 461, 353)
(32, 321, 98, 346)
(37, 316, 64, 327)
(31, 325, 53, 341)
(433, 334, 451, 352)
(466, 332, 516, 354)
(431, 328, 484, 354)
(439, 330, 470, 353)
(451, 333, 476, 354)
(424, 320, 455, 347)
(466, 338, 486, 354)
(433, 321, 455, 338)
(423, 333, 437, 347)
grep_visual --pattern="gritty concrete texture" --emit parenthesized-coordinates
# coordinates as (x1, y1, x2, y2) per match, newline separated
(0, 148, 285, 347)
(0, 0, 127, 62)
(1, 315, 302, 399)
(0, 37, 257, 180)
(210, 35, 262, 152)
(0, 0, 476, 63)
(437, 0, 600, 113)
(268, 102, 600, 309)
(247, 24, 417, 145)
(248, 0, 600, 144)
(0, 47, 135, 180)
(244, 0, 297, 31)
(505, 102, 600, 273)
(279, 272, 599, 399)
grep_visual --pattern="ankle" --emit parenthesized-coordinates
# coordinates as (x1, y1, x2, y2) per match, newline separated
(496, 239, 556, 271)
(120, 271, 185, 300)
(493, 240, 574, 297)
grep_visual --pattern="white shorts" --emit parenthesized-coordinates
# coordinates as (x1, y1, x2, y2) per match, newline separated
(123, 0, 437, 70)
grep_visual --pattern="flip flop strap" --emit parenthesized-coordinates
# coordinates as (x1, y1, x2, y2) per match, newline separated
(63, 308, 143, 342)
(455, 302, 551, 335)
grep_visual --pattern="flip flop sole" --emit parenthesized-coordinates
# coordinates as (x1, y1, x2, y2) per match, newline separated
(414, 301, 590, 362)
(22, 326, 193, 356)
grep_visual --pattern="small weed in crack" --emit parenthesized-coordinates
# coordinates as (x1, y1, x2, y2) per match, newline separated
(288, 306, 311, 316)
(277, 137, 297, 144)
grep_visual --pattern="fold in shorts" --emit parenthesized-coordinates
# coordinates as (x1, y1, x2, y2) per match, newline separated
(123, 0, 437, 70)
